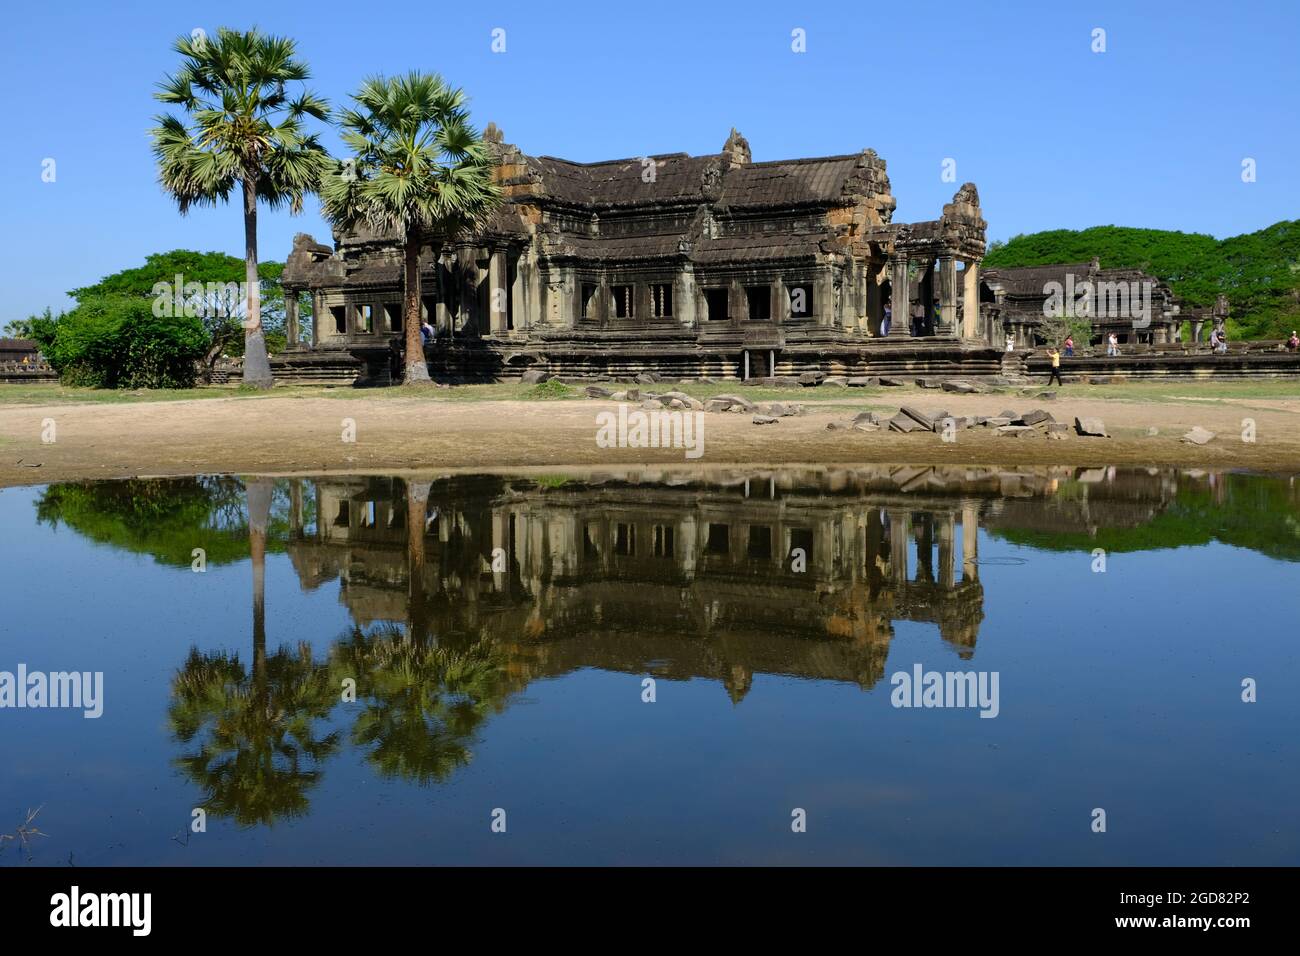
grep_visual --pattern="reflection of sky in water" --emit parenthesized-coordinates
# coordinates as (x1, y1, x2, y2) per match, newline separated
(0, 470, 1297, 866)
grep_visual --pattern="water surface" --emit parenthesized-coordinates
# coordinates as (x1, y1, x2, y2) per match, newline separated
(1, 466, 1297, 865)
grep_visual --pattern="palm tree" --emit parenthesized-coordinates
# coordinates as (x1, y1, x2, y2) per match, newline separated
(151, 28, 330, 388)
(320, 73, 501, 384)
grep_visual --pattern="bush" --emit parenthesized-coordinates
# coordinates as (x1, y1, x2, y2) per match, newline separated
(43, 296, 209, 388)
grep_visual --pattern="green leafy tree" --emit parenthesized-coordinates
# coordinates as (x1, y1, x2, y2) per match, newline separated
(320, 72, 500, 384)
(984, 223, 1300, 339)
(151, 28, 329, 388)
(39, 297, 208, 388)
(67, 249, 308, 375)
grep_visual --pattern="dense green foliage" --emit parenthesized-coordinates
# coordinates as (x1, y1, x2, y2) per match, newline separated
(34, 477, 301, 567)
(984, 223, 1300, 339)
(989, 474, 1300, 562)
(35, 296, 208, 388)
(66, 248, 306, 355)
(19, 249, 309, 388)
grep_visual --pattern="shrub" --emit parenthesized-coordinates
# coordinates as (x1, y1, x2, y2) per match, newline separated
(44, 296, 208, 388)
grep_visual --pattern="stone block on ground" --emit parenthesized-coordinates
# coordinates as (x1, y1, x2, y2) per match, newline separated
(941, 379, 978, 394)
(752, 414, 779, 425)
(1074, 417, 1108, 437)
(1182, 426, 1215, 445)
(521, 369, 551, 385)
(898, 406, 934, 430)
(847, 376, 879, 387)
(997, 425, 1037, 438)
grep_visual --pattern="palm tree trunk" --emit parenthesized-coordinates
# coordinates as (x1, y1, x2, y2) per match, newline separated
(241, 176, 274, 389)
(247, 479, 273, 684)
(403, 226, 431, 384)
(405, 479, 432, 641)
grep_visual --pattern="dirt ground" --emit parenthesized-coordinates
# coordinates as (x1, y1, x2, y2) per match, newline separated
(2, 390, 1300, 487)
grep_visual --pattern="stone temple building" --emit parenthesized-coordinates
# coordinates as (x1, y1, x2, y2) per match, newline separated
(980, 257, 1183, 347)
(276, 128, 992, 384)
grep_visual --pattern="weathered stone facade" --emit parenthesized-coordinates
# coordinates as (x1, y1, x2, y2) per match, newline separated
(980, 257, 1182, 347)
(277, 128, 992, 384)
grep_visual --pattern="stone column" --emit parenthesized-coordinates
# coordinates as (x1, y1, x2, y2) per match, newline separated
(310, 292, 322, 347)
(435, 256, 452, 336)
(961, 503, 979, 582)
(962, 260, 980, 340)
(819, 267, 835, 327)
(889, 511, 910, 580)
(510, 249, 529, 331)
(488, 247, 507, 334)
(938, 512, 955, 588)
(890, 256, 910, 336)
(285, 290, 300, 349)
(939, 256, 957, 333)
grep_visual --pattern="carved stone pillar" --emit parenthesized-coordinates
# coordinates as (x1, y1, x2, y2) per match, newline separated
(488, 247, 507, 334)
(938, 512, 955, 589)
(939, 256, 957, 333)
(890, 256, 909, 336)
(962, 260, 980, 340)
(285, 290, 300, 349)
(961, 503, 979, 582)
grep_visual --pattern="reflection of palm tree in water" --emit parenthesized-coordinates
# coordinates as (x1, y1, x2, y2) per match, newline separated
(330, 624, 512, 785)
(169, 478, 515, 825)
(169, 479, 340, 826)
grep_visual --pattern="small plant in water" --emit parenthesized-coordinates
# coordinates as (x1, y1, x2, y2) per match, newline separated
(0, 806, 48, 863)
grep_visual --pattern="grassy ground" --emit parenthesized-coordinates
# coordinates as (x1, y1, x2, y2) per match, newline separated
(2, 378, 1298, 408)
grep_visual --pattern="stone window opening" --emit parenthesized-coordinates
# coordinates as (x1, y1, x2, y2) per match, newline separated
(615, 522, 636, 556)
(748, 525, 773, 560)
(651, 283, 673, 318)
(612, 285, 634, 319)
(384, 303, 402, 332)
(330, 305, 347, 334)
(789, 528, 814, 568)
(788, 283, 814, 319)
(706, 522, 730, 554)
(581, 284, 597, 319)
(705, 288, 729, 321)
(745, 286, 771, 322)
(355, 304, 374, 334)
(652, 524, 674, 557)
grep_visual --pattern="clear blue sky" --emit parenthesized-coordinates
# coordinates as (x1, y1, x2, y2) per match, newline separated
(3, 0, 1297, 321)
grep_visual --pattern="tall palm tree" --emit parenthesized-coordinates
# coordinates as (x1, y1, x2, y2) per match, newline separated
(151, 28, 330, 388)
(320, 73, 501, 385)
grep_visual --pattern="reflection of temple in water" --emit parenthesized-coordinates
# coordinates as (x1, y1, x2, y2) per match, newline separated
(283, 466, 1191, 701)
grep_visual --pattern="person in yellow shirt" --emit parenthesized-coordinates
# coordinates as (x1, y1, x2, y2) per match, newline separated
(1046, 346, 1063, 386)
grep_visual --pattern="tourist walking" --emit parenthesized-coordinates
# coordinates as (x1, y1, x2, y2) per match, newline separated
(881, 304, 892, 336)
(1046, 347, 1063, 386)
(1005, 331, 1015, 353)
(1287, 330, 1299, 351)
(1106, 332, 1119, 357)
(1063, 334, 1074, 357)
(420, 319, 435, 345)
(1215, 328, 1229, 354)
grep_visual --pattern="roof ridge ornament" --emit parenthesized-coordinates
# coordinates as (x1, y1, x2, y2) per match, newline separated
(722, 127, 751, 168)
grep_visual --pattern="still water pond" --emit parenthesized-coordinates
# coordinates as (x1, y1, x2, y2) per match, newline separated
(1, 466, 1298, 865)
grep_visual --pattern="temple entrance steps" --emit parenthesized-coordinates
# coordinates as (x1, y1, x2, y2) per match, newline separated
(1000, 351, 1030, 383)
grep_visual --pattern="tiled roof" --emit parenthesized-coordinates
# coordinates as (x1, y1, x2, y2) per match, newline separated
(719, 156, 861, 208)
